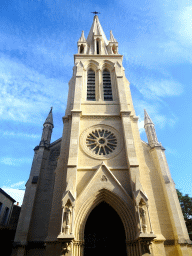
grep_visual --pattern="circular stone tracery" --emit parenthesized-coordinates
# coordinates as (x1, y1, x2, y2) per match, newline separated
(86, 129, 117, 156)
(80, 125, 123, 160)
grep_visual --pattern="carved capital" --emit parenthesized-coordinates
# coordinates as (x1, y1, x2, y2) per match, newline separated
(140, 240, 152, 254)
(73, 240, 84, 246)
(60, 242, 72, 256)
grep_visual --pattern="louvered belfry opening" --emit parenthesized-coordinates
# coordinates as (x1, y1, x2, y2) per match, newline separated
(87, 69, 96, 100)
(103, 69, 113, 101)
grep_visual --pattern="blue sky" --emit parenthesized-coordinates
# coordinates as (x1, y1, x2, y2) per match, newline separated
(0, 0, 192, 205)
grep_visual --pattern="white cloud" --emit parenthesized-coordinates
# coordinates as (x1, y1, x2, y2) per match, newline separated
(176, 6, 192, 45)
(2, 131, 39, 139)
(1, 187, 25, 206)
(0, 157, 31, 166)
(138, 119, 145, 134)
(144, 79, 183, 98)
(0, 55, 68, 123)
(10, 181, 25, 188)
(133, 97, 179, 131)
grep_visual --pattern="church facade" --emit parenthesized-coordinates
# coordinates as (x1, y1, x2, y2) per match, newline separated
(12, 15, 192, 256)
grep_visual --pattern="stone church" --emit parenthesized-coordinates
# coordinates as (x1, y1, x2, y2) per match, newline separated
(12, 15, 192, 256)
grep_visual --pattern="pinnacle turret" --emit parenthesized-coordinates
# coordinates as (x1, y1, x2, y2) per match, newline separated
(39, 108, 54, 147)
(144, 109, 161, 148)
(144, 109, 153, 127)
(44, 107, 54, 127)
(109, 30, 117, 42)
(78, 31, 86, 43)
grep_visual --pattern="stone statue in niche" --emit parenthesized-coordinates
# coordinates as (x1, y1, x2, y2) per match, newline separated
(66, 207, 71, 226)
(63, 206, 71, 234)
(139, 207, 147, 233)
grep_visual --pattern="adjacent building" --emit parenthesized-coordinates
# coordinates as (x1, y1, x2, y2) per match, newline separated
(0, 188, 21, 256)
(0, 188, 16, 226)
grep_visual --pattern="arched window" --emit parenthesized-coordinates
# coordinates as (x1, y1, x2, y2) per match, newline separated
(80, 44, 84, 54)
(112, 44, 117, 54)
(96, 40, 99, 54)
(87, 69, 95, 100)
(103, 69, 113, 101)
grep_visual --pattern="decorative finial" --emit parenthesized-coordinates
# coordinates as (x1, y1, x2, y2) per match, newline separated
(110, 30, 117, 42)
(78, 31, 86, 42)
(91, 11, 101, 15)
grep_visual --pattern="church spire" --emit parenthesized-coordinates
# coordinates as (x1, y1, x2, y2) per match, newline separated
(40, 108, 54, 147)
(77, 15, 118, 55)
(144, 109, 161, 148)
(87, 15, 108, 46)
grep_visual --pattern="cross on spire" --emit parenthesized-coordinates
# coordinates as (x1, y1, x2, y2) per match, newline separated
(91, 11, 101, 15)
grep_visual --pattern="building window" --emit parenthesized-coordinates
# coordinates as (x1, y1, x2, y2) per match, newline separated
(80, 44, 84, 54)
(86, 129, 117, 155)
(0, 202, 2, 215)
(96, 40, 99, 54)
(1, 207, 9, 225)
(112, 44, 117, 54)
(87, 69, 95, 101)
(103, 69, 113, 101)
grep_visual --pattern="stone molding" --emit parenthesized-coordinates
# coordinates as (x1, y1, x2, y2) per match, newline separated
(120, 110, 131, 117)
(80, 115, 121, 119)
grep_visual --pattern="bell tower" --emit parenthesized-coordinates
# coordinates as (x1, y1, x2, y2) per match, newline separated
(13, 15, 192, 256)
(45, 15, 191, 255)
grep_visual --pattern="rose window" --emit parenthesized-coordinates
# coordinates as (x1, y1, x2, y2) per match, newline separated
(86, 129, 117, 155)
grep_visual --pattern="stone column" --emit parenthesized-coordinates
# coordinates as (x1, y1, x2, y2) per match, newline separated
(99, 39, 102, 54)
(94, 39, 96, 55)
(73, 241, 84, 256)
(70, 206, 74, 235)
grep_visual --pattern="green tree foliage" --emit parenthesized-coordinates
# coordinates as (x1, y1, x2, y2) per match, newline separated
(177, 189, 192, 235)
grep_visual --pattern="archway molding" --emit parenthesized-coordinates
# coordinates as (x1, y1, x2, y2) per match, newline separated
(101, 60, 114, 72)
(84, 60, 99, 72)
(74, 188, 137, 242)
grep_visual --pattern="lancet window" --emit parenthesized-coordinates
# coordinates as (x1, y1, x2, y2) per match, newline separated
(103, 69, 113, 101)
(87, 69, 95, 100)
(80, 44, 84, 54)
(96, 39, 99, 54)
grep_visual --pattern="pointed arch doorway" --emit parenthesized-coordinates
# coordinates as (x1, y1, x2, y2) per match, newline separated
(84, 201, 127, 256)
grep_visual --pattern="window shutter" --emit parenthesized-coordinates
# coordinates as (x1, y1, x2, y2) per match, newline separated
(87, 69, 95, 100)
(103, 69, 113, 101)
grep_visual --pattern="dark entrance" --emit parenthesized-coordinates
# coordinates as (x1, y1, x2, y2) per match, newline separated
(84, 201, 127, 256)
